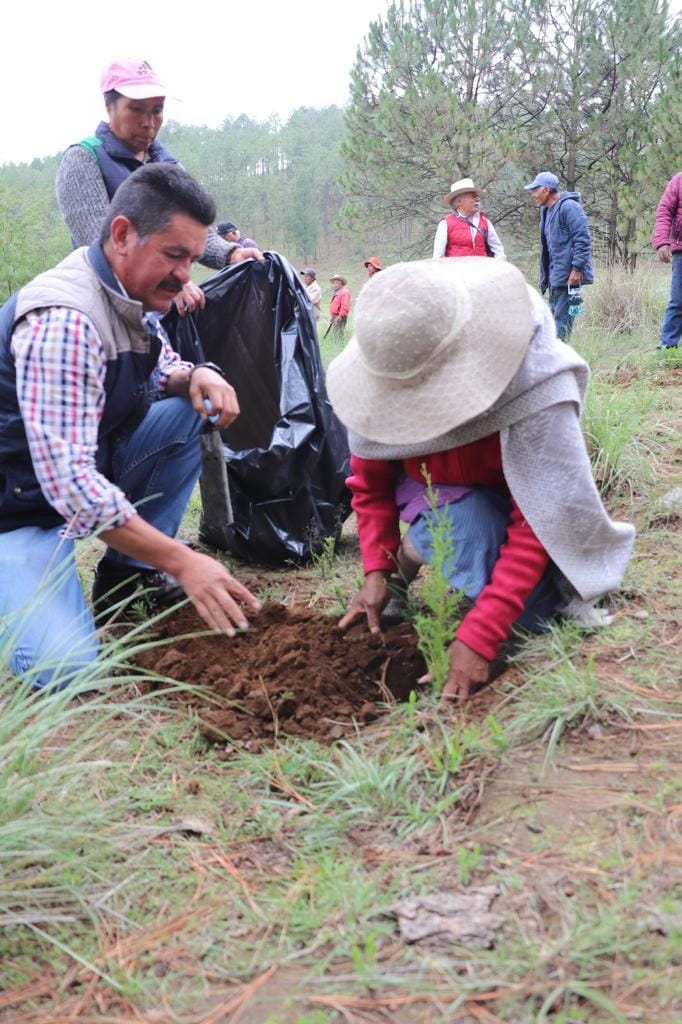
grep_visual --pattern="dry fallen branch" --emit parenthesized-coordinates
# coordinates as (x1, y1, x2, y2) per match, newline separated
(307, 980, 547, 1010)
(190, 848, 264, 918)
(566, 761, 682, 773)
(196, 965, 278, 1024)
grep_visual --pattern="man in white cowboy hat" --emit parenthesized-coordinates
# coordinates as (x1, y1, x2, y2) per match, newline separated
(433, 178, 506, 260)
(326, 258, 634, 702)
(329, 273, 351, 339)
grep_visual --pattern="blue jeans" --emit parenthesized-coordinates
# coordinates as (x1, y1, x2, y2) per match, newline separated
(407, 488, 559, 635)
(549, 285, 572, 342)
(659, 251, 682, 349)
(0, 397, 202, 689)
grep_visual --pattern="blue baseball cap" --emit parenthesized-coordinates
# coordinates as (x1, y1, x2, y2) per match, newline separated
(524, 171, 560, 191)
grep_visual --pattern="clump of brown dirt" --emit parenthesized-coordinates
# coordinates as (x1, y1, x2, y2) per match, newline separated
(132, 602, 426, 748)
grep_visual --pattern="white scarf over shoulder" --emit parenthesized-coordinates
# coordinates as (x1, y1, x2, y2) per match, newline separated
(349, 289, 635, 604)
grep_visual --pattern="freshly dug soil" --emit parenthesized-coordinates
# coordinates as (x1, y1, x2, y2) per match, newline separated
(132, 603, 426, 748)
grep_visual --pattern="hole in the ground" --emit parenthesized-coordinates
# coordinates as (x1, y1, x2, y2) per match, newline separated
(132, 602, 426, 748)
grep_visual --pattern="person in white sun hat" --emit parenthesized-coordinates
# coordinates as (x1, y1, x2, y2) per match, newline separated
(326, 257, 634, 703)
(433, 177, 506, 260)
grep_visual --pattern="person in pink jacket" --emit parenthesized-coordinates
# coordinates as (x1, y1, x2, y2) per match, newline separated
(652, 171, 682, 350)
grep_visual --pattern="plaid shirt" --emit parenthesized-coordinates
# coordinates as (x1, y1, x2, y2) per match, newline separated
(12, 306, 190, 539)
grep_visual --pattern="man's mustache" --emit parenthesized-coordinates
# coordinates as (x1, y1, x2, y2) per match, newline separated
(159, 278, 182, 294)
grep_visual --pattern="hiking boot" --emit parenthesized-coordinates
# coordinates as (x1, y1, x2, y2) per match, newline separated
(91, 557, 184, 623)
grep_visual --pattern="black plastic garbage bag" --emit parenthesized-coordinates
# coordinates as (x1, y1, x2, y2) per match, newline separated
(162, 253, 351, 564)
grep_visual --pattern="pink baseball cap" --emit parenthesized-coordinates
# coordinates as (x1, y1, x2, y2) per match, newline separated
(100, 59, 172, 99)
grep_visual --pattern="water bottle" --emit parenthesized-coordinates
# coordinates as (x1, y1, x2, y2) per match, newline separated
(568, 286, 584, 318)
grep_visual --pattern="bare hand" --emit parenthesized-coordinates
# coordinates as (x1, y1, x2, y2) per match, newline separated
(338, 571, 390, 634)
(175, 550, 261, 635)
(441, 639, 490, 704)
(189, 367, 240, 429)
(228, 246, 265, 264)
(657, 244, 672, 264)
(101, 516, 262, 637)
(567, 268, 582, 288)
(174, 281, 206, 317)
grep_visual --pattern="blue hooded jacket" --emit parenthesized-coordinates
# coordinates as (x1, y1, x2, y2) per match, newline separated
(539, 191, 594, 293)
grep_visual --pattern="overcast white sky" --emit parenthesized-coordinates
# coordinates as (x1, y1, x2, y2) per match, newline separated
(1, 0, 390, 165)
(4, 0, 680, 167)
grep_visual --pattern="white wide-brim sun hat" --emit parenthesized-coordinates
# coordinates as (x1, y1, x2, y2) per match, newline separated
(326, 257, 533, 446)
(443, 177, 477, 206)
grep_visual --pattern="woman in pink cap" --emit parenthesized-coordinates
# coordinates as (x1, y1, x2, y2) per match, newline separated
(56, 60, 262, 312)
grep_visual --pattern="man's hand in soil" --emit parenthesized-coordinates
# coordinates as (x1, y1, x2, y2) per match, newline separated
(338, 570, 390, 634)
(174, 550, 261, 635)
(441, 639, 490, 704)
(101, 518, 262, 636)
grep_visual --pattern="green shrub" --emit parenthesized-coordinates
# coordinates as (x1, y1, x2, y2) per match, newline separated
(582, 379, 657, 495)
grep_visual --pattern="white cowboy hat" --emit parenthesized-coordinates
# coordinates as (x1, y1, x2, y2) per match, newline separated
(443, 177, 478, 207)
(326, 258, 532, 446)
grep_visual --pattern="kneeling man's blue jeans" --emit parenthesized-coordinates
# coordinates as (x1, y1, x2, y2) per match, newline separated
(407, 488, 559, 636)
(0, 397, 202, 690)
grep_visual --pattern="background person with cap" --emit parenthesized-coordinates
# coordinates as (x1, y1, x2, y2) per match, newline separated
(300, 268, 322, 319)
(326, 258, 634, 703)
(56, 60, 264, 316)
(217, 220, 260, 251)
(433, 178, 506, 260)
(524, 171, 594, 342)
(364, 257, 383, 278)
(329, 274, 351, 339)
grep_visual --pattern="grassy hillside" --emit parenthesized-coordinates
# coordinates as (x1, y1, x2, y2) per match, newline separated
(1, 265, 680, 1023)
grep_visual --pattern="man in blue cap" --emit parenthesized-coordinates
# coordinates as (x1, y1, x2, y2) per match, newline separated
(524, 171, 594, 342)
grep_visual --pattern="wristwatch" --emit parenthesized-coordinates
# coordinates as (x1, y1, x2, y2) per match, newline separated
(189, 361, 226, 380)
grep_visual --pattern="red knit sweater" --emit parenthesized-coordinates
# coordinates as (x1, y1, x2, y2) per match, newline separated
(347, 434, 549, 660)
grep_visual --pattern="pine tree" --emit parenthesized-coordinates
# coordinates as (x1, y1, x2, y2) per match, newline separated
(340, 0, 681, 267)
(519, 0, 681, 267)
(341, 0, 539, 256)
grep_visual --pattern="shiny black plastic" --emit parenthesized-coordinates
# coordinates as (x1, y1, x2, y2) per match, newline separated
(162, 253, 351, 564)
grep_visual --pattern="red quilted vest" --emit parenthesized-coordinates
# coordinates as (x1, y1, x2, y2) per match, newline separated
(445, 213, 489, 257)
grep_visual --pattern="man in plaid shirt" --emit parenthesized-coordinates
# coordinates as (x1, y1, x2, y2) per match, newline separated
(0, 164, 260, 690)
